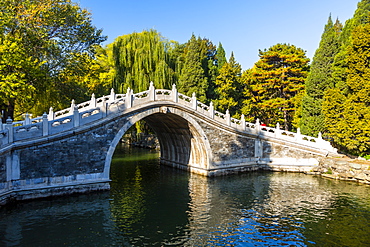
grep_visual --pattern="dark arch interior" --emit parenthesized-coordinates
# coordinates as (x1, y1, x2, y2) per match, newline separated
(141, 112, 207, 169)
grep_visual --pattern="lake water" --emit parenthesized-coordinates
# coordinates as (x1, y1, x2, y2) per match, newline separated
(1, 144, 370, 246)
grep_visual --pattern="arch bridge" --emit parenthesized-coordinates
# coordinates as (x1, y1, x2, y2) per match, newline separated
(0, 83, 337, 204)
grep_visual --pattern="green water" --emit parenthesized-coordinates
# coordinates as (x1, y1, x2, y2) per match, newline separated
(1, 144, 370, 246)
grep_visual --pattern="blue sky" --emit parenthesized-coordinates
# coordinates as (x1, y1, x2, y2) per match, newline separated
(76, 0, 359, 70)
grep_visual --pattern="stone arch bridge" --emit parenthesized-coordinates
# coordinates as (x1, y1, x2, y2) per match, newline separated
(0, 83, 337, 204)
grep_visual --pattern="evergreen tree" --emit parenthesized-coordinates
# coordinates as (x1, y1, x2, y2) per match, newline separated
(324, 23, 370, 155)
(178, 34, 214, 102)
(331, 0, 370, 92)
(214, 53, 242, 116)
(216, 42, 227, 70)
(247, 44, 309, 130)
(240, 69, 256, 122)
(298, 17, 342, 137)
(323, 0, 370, 155)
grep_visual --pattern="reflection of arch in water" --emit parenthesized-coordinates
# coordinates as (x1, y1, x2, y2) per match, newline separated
(104, 106, 213, 179)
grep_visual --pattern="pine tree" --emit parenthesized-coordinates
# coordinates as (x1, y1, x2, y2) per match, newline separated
(248, 44, 309, 130)
(324, 23, 370, 155)
(323, 0, 370, 155)
(177, 34, 214, 102)
(331, 0, 370, 92)
(214, 53, 242, 116)
(298, 17, 342, 137)
(216, 42, 227, 70)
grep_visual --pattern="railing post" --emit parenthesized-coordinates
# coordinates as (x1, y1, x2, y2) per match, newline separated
(209, 102, 214, 119)
(70, 99, 75, 114)
(73, 106, 80, 127)
(90, 93, 97, 108)
(48, 107, 55, 121)
(255, 118, 260, 132)
(101, 98, 108, 117)
(6, 117, 13, 143)
(226, 109, 231, 126)
(241, 114, 246, 130)
(192, 92, 197, 110)
(149, 81, 155, 101)
(296, 127, 301, 141)
(42, 112, 49, 136)
(318, 132, 322, 140)
(172, 84, 178, 103)
(109, 88, 116, 103)
(275, 122, 280, 136)
(24, 113, 31, 125)
(125, 87, 133, 108)
(317, 132, 323, 147)
(0, 116, 3, 131)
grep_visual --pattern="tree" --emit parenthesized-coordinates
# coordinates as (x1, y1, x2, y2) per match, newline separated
(331, 0, 370, 93)
(0, 0, 106, 120)
(322, 0, 370, 155)
(216, 42, 227, 70)
(214, 53, 242, 116)
(323, 23, 370, 155)
(110, 30, 176, 93)
(247, 44, 309, 130)
(298, 17, 342, 137)
(177, 34, 213, 102)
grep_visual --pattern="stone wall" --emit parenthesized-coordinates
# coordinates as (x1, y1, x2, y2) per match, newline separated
(0, 156, 5, 183)
(198, 120, 255, 165)
(313, 157, 370, 185)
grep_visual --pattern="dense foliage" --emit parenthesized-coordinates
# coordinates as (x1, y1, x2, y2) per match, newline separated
(320, 0, 370, 155)
(214, 53, 243, 116)
(298, 17, 342, 137)
(243, 44, 309, 130)
(0, 0, 106, 120)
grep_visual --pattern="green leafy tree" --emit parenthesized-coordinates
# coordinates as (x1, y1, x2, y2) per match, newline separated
(0, 0, 106, 120)
(110, 30, 176, 93)
(214, 53, 243, 116)
(324, 23, 370, 155)
(247, 44, 309, 130)
(0, 36, 44, 120)
(298, 17, 342, 137)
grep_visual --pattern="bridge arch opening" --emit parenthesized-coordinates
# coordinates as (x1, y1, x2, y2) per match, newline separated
(104, 107, 212, 178)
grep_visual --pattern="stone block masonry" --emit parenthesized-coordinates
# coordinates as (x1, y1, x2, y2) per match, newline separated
(0, 84, 339, 206)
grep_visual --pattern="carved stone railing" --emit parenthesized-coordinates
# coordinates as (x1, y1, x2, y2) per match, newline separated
(0, 82, 337, 153)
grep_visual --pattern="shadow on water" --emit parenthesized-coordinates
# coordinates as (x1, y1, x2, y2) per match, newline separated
(109, 143, 192, 246)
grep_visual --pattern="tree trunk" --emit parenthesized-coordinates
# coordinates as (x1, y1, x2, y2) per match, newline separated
(1, 99, 15, 123)
(284, 109, 289, 131)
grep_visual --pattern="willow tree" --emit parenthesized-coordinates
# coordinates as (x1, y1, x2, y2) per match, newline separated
(0, 0, 106, 120)
(248, 44, 309, 130)
(110, 30, 176, 93)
